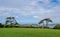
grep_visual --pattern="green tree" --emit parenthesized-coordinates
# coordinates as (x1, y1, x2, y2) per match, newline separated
(39, 18, 52, 28)
(5, 16, 19, 27)
(39, 20, 44, 28)
(0, 23, 4, 28)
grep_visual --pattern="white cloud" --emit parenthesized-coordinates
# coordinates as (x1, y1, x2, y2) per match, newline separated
(33, 16, 40, 19)
(0, 0, 60, 23)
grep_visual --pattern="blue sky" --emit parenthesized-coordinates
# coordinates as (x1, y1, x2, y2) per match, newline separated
(0, 0, 60, 24)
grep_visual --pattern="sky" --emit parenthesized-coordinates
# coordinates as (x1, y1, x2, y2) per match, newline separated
(0, 0, 60, 24)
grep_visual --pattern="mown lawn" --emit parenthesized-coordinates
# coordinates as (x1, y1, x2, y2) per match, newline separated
(0, 28, 60, 37)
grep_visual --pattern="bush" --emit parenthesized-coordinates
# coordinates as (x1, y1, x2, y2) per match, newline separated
(5, 25, 10, 28)
(0, 23, 4, 28)
(53, 24, 60, 29)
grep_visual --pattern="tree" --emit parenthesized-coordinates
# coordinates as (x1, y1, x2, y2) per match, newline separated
(44, 18, 52, 27)
(5, 16, 19, 27)
(39, 20, 44, 28)
(39, 18, 52, 28)
(0, 23, 4, 28)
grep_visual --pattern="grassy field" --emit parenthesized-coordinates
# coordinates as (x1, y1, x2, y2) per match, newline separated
(0, 28, 60, 37)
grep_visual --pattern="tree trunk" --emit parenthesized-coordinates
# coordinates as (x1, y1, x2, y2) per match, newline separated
(42, 22, 44, 28)
(46, 21, 48, 28)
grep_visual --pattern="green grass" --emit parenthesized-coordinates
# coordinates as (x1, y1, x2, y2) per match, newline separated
(0, 28, 60, 37)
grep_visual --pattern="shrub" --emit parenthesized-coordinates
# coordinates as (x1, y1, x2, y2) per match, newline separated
(0, 23, 4, 28)
(53, 24, 60, 29)
(5, 25, 11, 28)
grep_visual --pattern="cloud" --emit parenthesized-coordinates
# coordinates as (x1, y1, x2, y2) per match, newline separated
(0, 0, 60, 24)
(33, 16, 40, 19)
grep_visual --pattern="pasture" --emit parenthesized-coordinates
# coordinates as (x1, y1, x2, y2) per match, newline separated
(0, 28, 60, 37)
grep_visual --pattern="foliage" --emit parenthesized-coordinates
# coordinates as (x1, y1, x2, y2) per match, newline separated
(4, 16, 20, 28)
(0, 23, 4, 28)
(5, 16, 18, 25)
(39, 18, 52, 28)
(53, 24, 60, 29)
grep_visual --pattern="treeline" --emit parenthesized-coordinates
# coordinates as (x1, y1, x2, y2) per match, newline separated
(0, 23, 19, 28)
(0, 22, 60, 29)
(0, 23, 45, 28)
(0, 16, 60, 29)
